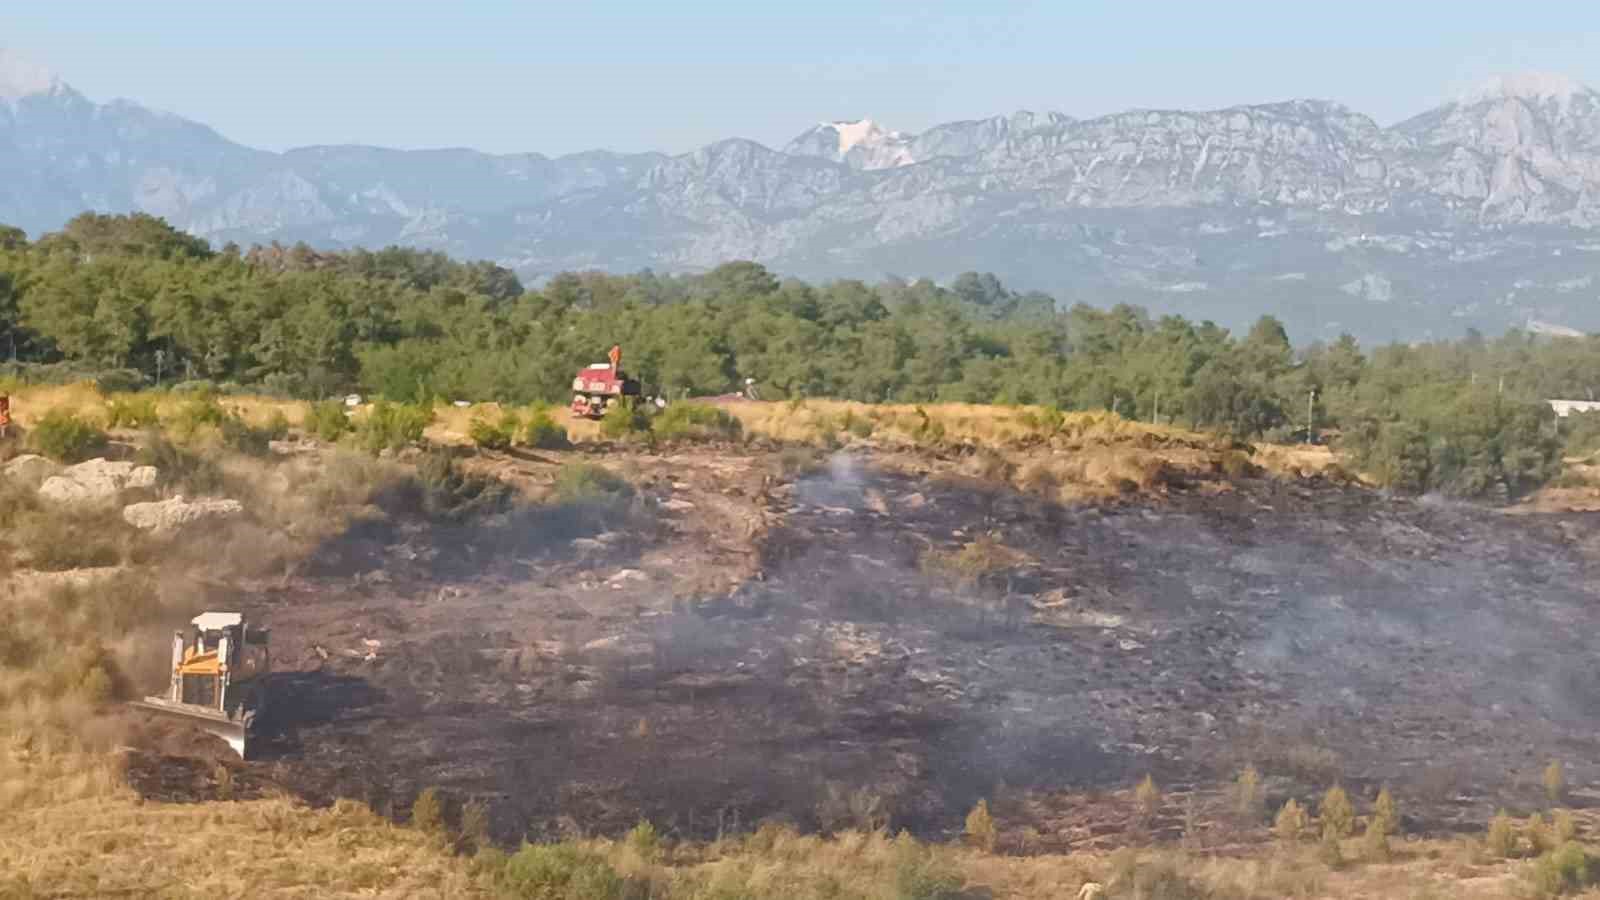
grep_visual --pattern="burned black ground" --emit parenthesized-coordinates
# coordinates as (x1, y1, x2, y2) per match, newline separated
(128, 448, 1600, 850)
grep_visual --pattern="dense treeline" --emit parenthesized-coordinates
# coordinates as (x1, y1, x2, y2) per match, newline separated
(4, 213, 1599, 497)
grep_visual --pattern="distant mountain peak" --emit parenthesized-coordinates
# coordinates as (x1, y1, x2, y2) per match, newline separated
(1459, 72, 1594, 107)
(0, 47, 63, 101)
(824, 119, 901, 154)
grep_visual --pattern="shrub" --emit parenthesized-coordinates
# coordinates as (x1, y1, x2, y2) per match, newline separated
(469, 412, 520, 451)
(523, 408, 570, 450)
(262, 409, 291, 441)
(357, 400, 432, 453)
(1318, 825, 1345, 868)
(1530, 842, 1595, 897)
(27, 410, 107, 462)
(307, 400, 351, 442)
(218, 414, 272, 456)
(104, 394, 160, 429)
(408, 449, 510, 522)
(460, 798, 491, 852)
(1320, 785, 1354, 839)
(553, 463, 634, 509)
(816, 783, 889, 834)
(1106, 851, 1208, 900)
(1361, 815, 1391, 862)
(651, 402, 742, 442)
(1373, 786, 1399, 835)
(891, 834, 964, 900)
(1275, 799, 1307, 845)
(1545, 760, 1567, 806)
(135, 428, 224, 495)
(964, 799, 997, 853)
(1554, 808, 1577, 845)
(625, 820, 660, 862)
(1487, 809, 1518, 859)
(168, 395, 228, 438)
(1134, 775, 1162, 826)
(1235, 765, 1262, 822)
(410, 787, 444, 835)
(1528, 813, 1556, 856)
(598, 399, 652, 441)
(13, 507, 134, 571)
(499, 844, 628, 900)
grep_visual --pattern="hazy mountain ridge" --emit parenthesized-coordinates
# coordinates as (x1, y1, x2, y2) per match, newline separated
(6, 48, 1600, 341)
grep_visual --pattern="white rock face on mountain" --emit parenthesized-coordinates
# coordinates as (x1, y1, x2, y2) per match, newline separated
(784, 119, 917, 169)
(0, 48, 61, 102)
(8, 61, 1600, 338)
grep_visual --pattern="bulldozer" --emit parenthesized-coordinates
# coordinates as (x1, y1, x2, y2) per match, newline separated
(130, 612, 270, 759)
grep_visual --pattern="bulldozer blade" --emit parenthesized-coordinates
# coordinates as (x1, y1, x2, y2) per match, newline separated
(129, 697, 248, 759)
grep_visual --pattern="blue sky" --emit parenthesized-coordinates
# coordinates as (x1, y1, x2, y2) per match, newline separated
(5, 1, 1598, 156)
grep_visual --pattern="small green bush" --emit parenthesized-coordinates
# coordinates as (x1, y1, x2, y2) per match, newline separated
(498, 844, 629, 900)
(652, 403, 742, 442)
(262, 409, 291, 441)
(27, 410, 107, 462)
(1235, 765, 1262, 822)
(598, 399, 652, 441)
(104, 394, 160, 429)
(217, 414, 273, 456)
(1546, 760, 1567, 806)
(418, 450, 509, 521)
(625, 820, 660, 862)
(1373, 786, 1399, 835)
(523, 408, 570, 450)
(307, 400, 351, 442)
(1531, 842, 1595, 897)
(891, 833, 964, 900)
(410, 787, 444, 835)
(1553, 809, 1578, 845)
(1134, 775, 1162, 826)
(1320, 785, 1354, 839)
(1528, 813, 1556, 856)
(1275, 798, 1307, 845)
(1361, 815, 1391, 862)
(964, 799, 997, 853)
(1487, 809, 1518, 859)
(135, 428, 224, 494)
(460, 798, 491, 853)
(469, 412, 520, 451)
(357, 401, 433, 453)
(168, 396, 228, 438)
(553, 462, 634, 509)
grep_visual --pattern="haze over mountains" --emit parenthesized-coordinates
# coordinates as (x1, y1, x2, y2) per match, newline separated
(5, 48, 1600, 343)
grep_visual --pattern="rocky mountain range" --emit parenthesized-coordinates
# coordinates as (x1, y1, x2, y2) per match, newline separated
(5, 50, 1600, 342)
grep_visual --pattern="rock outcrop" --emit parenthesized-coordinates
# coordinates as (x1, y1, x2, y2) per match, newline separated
(37, 458, 158, 506)
(3, 454, 59, 489)
(121, 495, 243, 533)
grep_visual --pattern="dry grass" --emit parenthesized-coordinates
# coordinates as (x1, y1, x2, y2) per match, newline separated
(0, 746, 485, 899)
(5, 382, 304, 433)
(0, 736, 1583, 899)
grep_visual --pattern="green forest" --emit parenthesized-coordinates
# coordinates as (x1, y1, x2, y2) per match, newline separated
(4, 213, 1600, 497)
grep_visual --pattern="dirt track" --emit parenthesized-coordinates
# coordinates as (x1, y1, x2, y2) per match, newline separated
(128, 446, 1600, 850)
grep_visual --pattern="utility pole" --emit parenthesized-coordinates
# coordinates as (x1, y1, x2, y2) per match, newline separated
(1498, 375, 1504, 395)
(155, 349, 165, 387)
(1306, 389, 1316, 445)
(1152, 390, 1160, 426)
